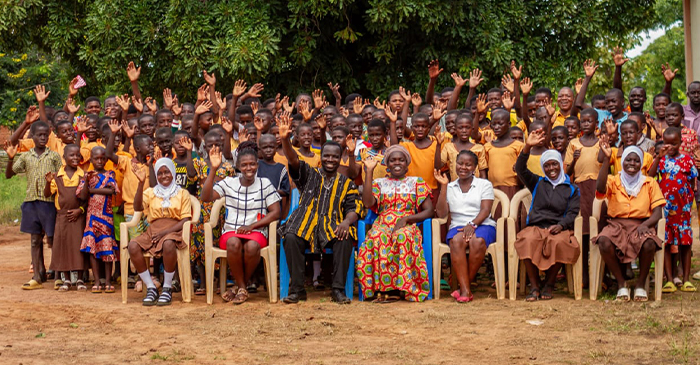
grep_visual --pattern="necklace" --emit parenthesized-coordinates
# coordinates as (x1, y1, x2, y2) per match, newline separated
(323, 175, 336, 189)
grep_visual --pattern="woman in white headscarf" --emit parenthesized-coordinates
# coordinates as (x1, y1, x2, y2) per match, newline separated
(514, 129, 581, 301)
(129, 158, 193, 306)
(594, 140, 665, 302)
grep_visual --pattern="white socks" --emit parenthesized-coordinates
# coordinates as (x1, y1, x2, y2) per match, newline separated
(313, 260, 321, 281)
(138, 271, 156, 289)
(163, 271, 175, 289)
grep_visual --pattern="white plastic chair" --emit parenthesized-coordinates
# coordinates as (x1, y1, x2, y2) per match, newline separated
(588, 197, 665, 301)
(204, 197, 278, 304)
(507, 188, 583, 300)
(120, 194, 199, 304)
(431, 189, 509, 300)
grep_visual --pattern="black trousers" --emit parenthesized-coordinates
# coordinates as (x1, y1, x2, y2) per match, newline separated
(283, 233, 353, 294)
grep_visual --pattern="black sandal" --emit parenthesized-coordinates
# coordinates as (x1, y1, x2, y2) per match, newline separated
(143, 287, 159, 306)
(540, 285, 553, 300)
(526, 288, 540, 302)
(157, 287, 173, 306)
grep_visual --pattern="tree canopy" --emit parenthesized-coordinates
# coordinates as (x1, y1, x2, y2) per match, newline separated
(0, 0, 682, 126)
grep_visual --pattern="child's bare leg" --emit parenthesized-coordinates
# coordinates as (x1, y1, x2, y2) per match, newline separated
(680, 245, 692, 283)
(89, 254, 101, 289)
(596, 237, 626, 288)
(243, 240, 261, 285)
(448, 232, 470, 296)
(635, 239, 656, 290)
(30, 233, 45, 282)
(664, 246, 674, 283)
(103, 261, 113, 288)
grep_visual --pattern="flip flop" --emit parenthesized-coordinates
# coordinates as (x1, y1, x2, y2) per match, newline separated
(53, 279, 64, 290)
(662, 282, 677, 293)
(76, 280, 87, 292)
(21, 279, 43, 290)
(680, 281, 697, 292)
(615, 287, 630, 302)
(450, 290, 461, 300)
(633, 288, 648, 302)
(91, 285, 103, 294)
(104, 285, 115, 293)
(456, 293, 474, 303)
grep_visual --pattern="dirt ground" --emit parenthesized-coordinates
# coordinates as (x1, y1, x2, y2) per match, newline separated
(0, 225, 699, 365)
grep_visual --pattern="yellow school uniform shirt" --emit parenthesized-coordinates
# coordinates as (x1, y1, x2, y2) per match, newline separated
(478, 126, 496, 144)
(294, 147, 321, 168)
(19, 132, 67, 156)
(142, 188, 192, 223)
(358, 148, 388, 181)
(116, 155, 150, 215)
(514, 120, 529, 139)
(484, 140, 524, 187)
(527, 154, 544, 176)
(50, 166, 85, 210)
(401, 140, 439, 189)
(610, 147, 654, 176)
(564, 138, 602, 183)
(552, 110, 578, 128)
(596, 175, 665, 219)
(486, 109, 519, 126)
(440, 142, 488, 181)
(80, 139, 103, 165)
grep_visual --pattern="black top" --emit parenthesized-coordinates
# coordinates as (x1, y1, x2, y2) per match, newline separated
(515, 152, 580, 230)
(257, 160, 291, 197)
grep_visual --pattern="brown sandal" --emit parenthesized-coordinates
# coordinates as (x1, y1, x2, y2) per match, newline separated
(231, 288, 249, 305)
(221, 288, 236, 302)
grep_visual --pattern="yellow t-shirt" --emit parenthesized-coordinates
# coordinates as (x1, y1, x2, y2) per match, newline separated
(401, 140, 440, 189)
(440, 142, 488, 181)
(527, 154, 544, 176)
(50, 166, 85, 210)
(358, 148, 388, 182)
(484, 140, 524, 187)
(116, 155, 150, 215)
(294, 147, 321, 167)
(564, 138, 602, 183)
(610, 148, 654, 176)
(142, 188, 193, 223)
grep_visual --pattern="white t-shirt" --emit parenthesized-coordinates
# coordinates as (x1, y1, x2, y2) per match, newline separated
(213, 176, 281, 236)
(446, 177, 496, 230)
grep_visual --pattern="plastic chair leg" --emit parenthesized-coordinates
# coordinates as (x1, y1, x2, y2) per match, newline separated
(121, 250, 129, 304)
(588, 244, 603, 300)
(654, 248, 664, 302)
(433, 248, 444, 300)
(508, 247, 519, 301)
(573, 253, 583, 300)
(177, 248, 192, 303)
(205, 251, 215, 305)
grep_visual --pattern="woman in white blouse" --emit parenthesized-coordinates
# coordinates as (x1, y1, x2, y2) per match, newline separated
(435, 150, 496, 303)
(201, 142, 281, 304)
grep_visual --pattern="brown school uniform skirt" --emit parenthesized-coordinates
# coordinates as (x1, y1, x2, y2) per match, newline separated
(50, 183, 86, 272)
(514, 226, 580, 271)
(592, 218, 662, 264)
(132, 218, 185, 258)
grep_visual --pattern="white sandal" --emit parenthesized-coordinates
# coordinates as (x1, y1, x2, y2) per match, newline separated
(633, 288, 648, 302)
(615, 287, 630, 302)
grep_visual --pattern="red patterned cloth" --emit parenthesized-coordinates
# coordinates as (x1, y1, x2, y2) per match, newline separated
(78, 171, 119, 261)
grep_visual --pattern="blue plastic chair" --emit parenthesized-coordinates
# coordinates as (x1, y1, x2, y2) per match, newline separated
(356, 211, 433, 301)
(279, 188, 355, 300)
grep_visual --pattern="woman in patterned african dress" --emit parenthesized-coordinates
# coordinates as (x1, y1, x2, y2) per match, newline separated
(357, 145, 433, 303)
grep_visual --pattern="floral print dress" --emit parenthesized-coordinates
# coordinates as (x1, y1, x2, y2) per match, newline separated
(357, 176, 431, 301)
(658, 154, 698, 253)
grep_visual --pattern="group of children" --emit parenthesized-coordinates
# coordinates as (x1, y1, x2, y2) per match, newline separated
(5, 50, 700, 302)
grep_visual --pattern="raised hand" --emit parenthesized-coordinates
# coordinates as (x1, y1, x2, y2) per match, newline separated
(451, 73, 467, 88)
(253, 116, 265, 131)
(281, 95, 295, 113)
(239, 128, 250, 143)
(68, 77, 79, 97)
(195, 100, 213, 115)
(433, 101, 446, 121)
(44, 171, 56, 183)
(179, 136, 193, 151)
(247, 83, 264, 98)
(526, 128, 546, 146)
(328, 82, 341, 99)
(108, 119, 122, 134)
(126, 61, 141, 82)
(278, 111, 292, 139)
(298, 100, 313, 121)
(501, 74, 514, 93)
(315, 113, 327, 130)
(434, 169, 449, 185)
(25, 105, 40, 124)
(145, 97, 157, 113)
(66, 97, 81, 114)
(502, 90, 515, 110)
(612, 46, 629, 67)
(274, 93, 282, 113)
(599, 134, 612, 157)
(399, 86, 412, 102)
(411, 93, 422, 107)
(385, 105, 398, 123)
(545, 98, 556, 117)
(171, 96, 182, 116)
(34, 85, 50, 103)
(339, 106, 349, 117)
(163, 88, 174, 109)
(115, 94, 130, 111)
(510, 60, 522, 79)
(312, 89, 326, 110)
(428, 59, 444, 79)
(373, 97, 386, 110)
(520, 77, 533, 95)
(131, 163, 147, 182)
(233, 80, 247, 97)
(197, 84, 209, 102)
(363, 155, 378, 170)
(76, 117, 89, 133)
(604, 117, 616, 135)
(121, 120, 135, 138)
(435, 125, 445, 144)
(215, 91, 226, 110)
(583, 59, 599, 78)
(221, 117, 233, 134)
(131, 96, 143, 112)
(3, 141, 17, 159)
(469, 69, 483, 89)
(353, 96, 363, 114)
(657, 144, 671, 157)
(574, 78, 584, 94)
(345, 134, 356, 152)
(661, 63, 678, 83)
(476, 94, 488, 114)
(203, 70, 216, 85)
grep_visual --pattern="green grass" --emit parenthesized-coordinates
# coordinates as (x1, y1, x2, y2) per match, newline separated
(0, 173, 26, 224)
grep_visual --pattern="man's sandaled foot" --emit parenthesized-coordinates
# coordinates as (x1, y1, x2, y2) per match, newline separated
(232, 288, 249, 305)
(526, 288, 540, 302)
(540, 285, 553, 300)
(615, 287, 630, 302)
(222, 288, 236, 302)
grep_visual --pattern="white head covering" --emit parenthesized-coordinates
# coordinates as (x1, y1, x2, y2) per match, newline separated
(540, 149, 567, 188)
(153, 158, 181, 208)
(619, 146, 644, 197)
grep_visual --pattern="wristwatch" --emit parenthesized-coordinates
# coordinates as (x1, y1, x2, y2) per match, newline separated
(467, 221, 477, 229)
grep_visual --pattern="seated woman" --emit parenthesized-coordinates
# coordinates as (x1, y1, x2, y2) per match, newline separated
(435, 150, 497, 303)
(514, 130, 581, 301)
(357, 145, 433, 303)
(201, 143, 281, 304)
(129, 158, 192, 306)
(594, 141, 665, 302)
